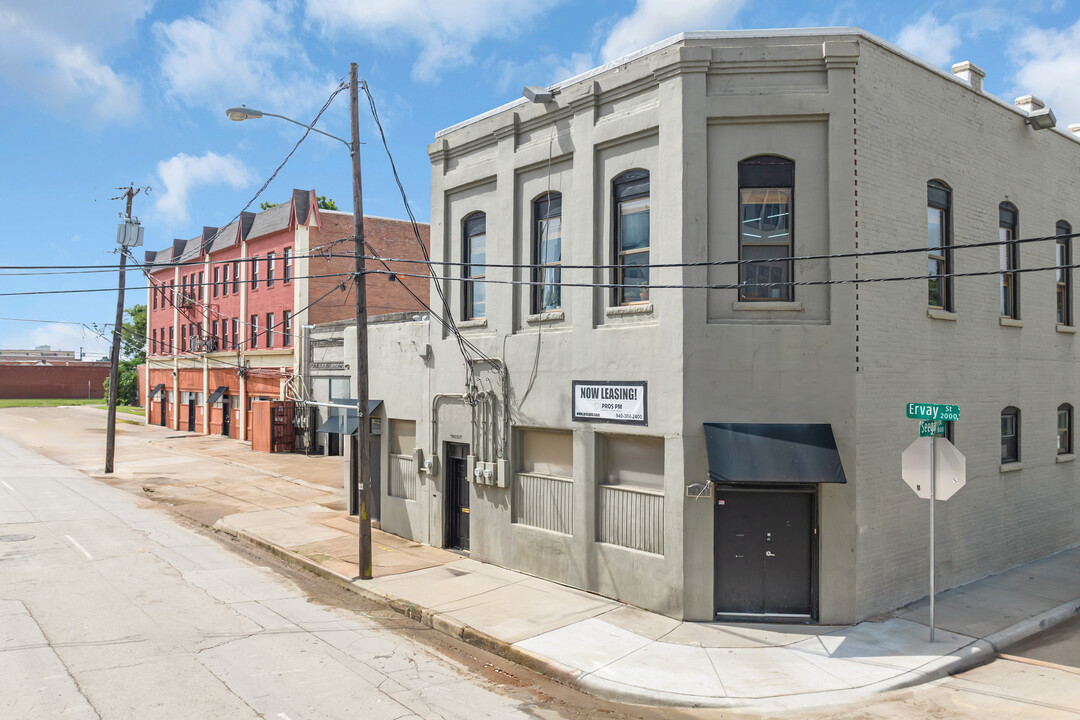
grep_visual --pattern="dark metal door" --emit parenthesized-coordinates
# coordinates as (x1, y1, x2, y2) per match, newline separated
(159, 398, 167, 427)
(187, 396, 196, 432)
(369, 435, 381, 522)
(715, 490, 813, 617)
(446, 443, 470, 551)
(221, 397, 230, 436)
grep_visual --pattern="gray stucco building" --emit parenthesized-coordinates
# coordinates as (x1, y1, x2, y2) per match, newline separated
(350, 28, 1080, 624)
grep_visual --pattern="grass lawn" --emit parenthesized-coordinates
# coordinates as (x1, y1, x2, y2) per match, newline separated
(0, 398, 102, 408)
(93, 405, 144, 416)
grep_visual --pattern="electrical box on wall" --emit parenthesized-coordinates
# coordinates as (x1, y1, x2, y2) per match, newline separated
(415, 448, 437, 475)
(496, 459, 509, 488)
(470, 459, 500, 486)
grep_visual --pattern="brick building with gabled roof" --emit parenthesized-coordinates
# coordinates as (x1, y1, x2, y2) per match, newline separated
(140, 188, 429, 446)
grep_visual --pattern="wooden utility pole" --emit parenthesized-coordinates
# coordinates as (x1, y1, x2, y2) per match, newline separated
(105, 184, 140, 473)
(350, 64, 373, 579)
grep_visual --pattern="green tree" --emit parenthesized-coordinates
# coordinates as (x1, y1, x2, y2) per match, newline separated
(316, 195, 337, 210)
(259, 200, 278, 210)
(103, 304, 146, 406)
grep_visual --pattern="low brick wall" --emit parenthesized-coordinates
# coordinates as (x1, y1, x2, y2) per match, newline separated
(0, 363, 110, 399)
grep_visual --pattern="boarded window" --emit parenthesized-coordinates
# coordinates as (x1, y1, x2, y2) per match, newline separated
(520, 429, 573, 477)
(389, 420, 416, 455)
(602, 435, 664, 489)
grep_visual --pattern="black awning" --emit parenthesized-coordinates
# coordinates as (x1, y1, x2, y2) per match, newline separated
(317, 416, 342, 434)
(149, 383, 165, 399)
(704, 423, 847, 484)
(207, 385, 229, 404)
(343, 416, 359, 435)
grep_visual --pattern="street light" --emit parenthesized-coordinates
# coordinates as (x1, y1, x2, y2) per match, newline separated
(226, 65, 374, 580)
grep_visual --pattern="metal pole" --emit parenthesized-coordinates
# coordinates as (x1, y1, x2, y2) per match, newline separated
(350, 63, 373, 580)
(929, 433, 936, 642)
(104, 186, 134, 474)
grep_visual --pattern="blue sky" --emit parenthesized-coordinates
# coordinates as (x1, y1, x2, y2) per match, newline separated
(2, 0, 1079, 358)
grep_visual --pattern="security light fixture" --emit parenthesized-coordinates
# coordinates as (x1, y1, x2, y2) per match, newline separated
(226, 106, 262, 121)
(1026, 107, 1057, 131)
(522, 86, 554, 103)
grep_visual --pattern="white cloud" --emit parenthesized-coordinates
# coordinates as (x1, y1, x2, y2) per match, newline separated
(154, 152, 254, 224)
(304, 0, 563, 83)
(601, 0, 747, 63)
(156, 0, 333, 113)
(1012, 19, 1080, 126)
(895, 13, 962, 67)
(0, 0, 148, 122)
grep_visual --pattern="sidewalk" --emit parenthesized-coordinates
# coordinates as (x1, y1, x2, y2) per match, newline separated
(55, 410, 1080, 711)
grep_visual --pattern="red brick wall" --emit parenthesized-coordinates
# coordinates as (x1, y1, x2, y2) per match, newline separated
(246, 228, 294, 349)
(0, 364, 111, 400)
(307, 213, 430, 324)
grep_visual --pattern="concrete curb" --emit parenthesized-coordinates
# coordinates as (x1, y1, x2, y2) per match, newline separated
(196, 515, 1080, 711)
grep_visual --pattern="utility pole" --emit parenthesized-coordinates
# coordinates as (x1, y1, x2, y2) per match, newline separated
(105, 184, 143, 473)
(350, 64, 373, 579)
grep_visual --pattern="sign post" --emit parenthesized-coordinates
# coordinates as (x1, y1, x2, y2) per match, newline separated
(902, 402, 964, 642)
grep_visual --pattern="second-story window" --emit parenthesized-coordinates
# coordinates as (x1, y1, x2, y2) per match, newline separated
(232, 260, 240, 293)
(198, 271, 204, 300)
(463, 212, 486, 320)
(927, 181, 952, 310)
(614, 169, 650, 305)
(251, 255, 259, 288)
(213, 267, 219, 298)
(283, 310, 292, 346)
(267, 252, 275, 287)
(222, 264, 229, 296)
(169, 326, 174, 353)
(266, 312, 274, 348)
(1058, 403, 1073, 455)
(739, 155, 794, 301)
(533, 192, 562, 313)
(250, 314, 258, 349)
(1057, 221, 1072, 326)
(284, 248, 292, 283)
(1000, 202, 1019, 319)
(1001, 406, 1020, 464)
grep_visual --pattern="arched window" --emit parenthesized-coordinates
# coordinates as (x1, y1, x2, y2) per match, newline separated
(533, 193, 562, 312)
(1001, 406, 1020, 463)
(927, 181, 952, 310)
(999, 203, 1019, 319)
(462, 212, 486, 320)
(738, 156, 794, 301)
(1057, 221, 1072, 326)
(613, 170, 650, 305)
(1058, 403, 1073, 455)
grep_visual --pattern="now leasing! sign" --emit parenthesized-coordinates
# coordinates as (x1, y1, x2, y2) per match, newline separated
(572, 381, 648, 425)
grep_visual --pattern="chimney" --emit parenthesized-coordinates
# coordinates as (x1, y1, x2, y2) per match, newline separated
(1014, 95, 1045, 113)
(951, 61, 985, 92)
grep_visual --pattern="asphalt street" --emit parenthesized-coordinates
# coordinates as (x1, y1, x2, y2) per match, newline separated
(0, 433, 565, 720)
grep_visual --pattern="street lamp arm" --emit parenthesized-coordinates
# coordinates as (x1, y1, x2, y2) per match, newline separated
(225, 106, 352, 152)
(261, 111, 353, 152)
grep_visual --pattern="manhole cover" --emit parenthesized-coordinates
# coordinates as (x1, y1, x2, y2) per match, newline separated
(0, 534, 34, 542)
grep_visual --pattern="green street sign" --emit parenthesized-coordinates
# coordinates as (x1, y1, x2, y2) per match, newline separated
(906, 403, 960, 422)
(919, 420, 945, 437)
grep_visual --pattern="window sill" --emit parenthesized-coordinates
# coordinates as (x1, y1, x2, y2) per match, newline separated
(1057, 324, 1077, 334)
(457, 317, 487, 329)
(1000, 317, 1023, 328)
(1000, 461, 1023, 473)
(1057, 453, 1075, 463)
(927, 308, 958, 322)
(732, 301, 804, 312)
(526, 310, 564, 324)
(606, 303, 654, 317)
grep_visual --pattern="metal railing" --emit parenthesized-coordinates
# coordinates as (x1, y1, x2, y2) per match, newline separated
(388, 453, 417, 500)
(598, 484, 664, 555)
(512, 472, 573, 535)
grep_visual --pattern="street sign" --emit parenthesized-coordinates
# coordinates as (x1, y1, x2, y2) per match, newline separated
(919, 420, 945, 437)
(906, 403, 960, 422)
(902, 436, 967, 501)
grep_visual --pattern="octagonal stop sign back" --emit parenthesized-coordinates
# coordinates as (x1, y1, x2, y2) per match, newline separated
(901, 436, 967, 501)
